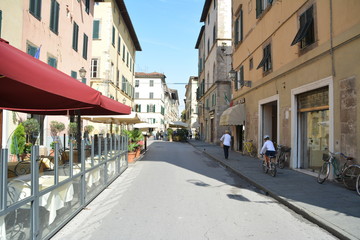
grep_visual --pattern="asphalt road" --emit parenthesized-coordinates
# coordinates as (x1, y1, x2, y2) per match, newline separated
(52, 140, 337, 240)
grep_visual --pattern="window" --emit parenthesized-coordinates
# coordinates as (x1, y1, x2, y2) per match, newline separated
(257, 43, 272, 72)
(122, 45, 125, 61)
(49, 0, 59, 34)
(249, 58, 253, 70)
(135, 80, 139, 87)
(211, 93, 216, 106)
(27, 44, 37, 57)
(207, 39, 210, 53)
(112, 26, 115, 46)
(208, 12, 210, 24)
(147, 104, 155, 113)
(126, 52, 129, 67)
(83, 34, 88, 60)
(234, 9, 243, 45)
(91, 58, 99, 78)
(122, 76, 126, 91)
(150, 80, 154, 87)
(47, 56, 57, 68)
(291, 5, 315, 49)
(0, 10, 2, 37)
(30, 0, 42, 19)
(71, 71, 77, 79)
(72, 22, 79, 51)
(213, 26, 216, 44)
(118, 36, 121, 54)
(85, 0, 90, 14)
(116, 69, 119, 87)
(237, 66, 244, 89)
(135, 92, 139, 99)
(93, 20, 100, 39)
(256, 0, 272, 18)
(135, 104, 141, 112)
(149, 92, 154, 99)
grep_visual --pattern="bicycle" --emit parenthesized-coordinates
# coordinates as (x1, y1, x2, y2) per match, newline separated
(243, 140, 257, 157)
(317, 151, 360, 190)
(276, 145, 291, 169)
(357, 174, 360, 196)
(260, 154, 277, 177)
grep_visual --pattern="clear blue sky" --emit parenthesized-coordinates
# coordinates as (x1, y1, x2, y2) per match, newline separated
(125, 0, 204, 113)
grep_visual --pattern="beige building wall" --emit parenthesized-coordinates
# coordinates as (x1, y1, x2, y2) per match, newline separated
(232, 0, 360, 174)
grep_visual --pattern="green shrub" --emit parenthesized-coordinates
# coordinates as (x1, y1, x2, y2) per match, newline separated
(10, 124, 26, 158)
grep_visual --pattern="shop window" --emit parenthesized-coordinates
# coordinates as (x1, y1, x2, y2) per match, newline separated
(257, 43, 272, 73)
(291, 5, 315, 49)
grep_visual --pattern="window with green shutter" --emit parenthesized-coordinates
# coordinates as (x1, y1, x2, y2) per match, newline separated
(122, 46, 125, 61)
(27, 44, 37, 57)
(112, 26, 115, 46)
(83, 34, 88, 59)
(30, 0, 42, 20)
(85, 0, 90, 14)
(47, 57, 57, 68)
(93, 20, 100, 39)
(256, 0, 272, 18)
(117, 36, 121, 54)
(50, 0, 59, 34)
(234, 9, 243, 45)
(72, 22, 79, 51)
(71, 71, 77, 79)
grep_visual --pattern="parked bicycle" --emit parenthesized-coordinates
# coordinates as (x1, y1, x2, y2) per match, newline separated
(317, 151, 360, 190)
(243, 140, 257, 157)
(260, 154, 277, 177)
(276, 145, 291, 169)
(357, 174, 360, 196)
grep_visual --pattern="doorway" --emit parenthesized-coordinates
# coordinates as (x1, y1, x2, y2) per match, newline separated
(236, 125, 244, 151)
(260, 100, 278, 143)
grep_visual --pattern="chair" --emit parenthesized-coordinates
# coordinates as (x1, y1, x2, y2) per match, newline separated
(6, 179, 31, 240)
(14, 161, 31, 176)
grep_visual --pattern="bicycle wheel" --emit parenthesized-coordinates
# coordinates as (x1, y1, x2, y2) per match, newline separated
(317, 162, 330, 183)
(356, 173, 360, 196)
(262, 161, 268, 173)
(269, 162, 277, 177)
(278, 153, 285, 169)
(342, 165, 360, 190)
(250, 148, 257, 157)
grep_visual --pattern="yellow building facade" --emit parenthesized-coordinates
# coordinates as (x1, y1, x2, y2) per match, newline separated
(231, 0, 360, 174)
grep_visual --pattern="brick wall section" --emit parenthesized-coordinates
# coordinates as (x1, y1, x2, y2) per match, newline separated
(340, 77, 357, 158)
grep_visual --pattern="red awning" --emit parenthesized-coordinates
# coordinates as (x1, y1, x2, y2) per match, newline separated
(0, 39, 130, 115)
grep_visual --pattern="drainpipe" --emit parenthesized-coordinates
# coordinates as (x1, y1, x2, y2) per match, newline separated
(329, 0, 335, 76)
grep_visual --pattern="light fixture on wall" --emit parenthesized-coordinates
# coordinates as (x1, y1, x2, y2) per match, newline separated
(79, 67, 86, 78)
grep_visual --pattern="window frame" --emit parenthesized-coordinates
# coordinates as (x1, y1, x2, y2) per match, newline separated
(256, 0, 272, 18)
(256, 43, 272, 73)
(47, 56, 57, 68)
(234, 8, 243, 45)
(291, 5, 315, 49)
(91, 58, 99, 78)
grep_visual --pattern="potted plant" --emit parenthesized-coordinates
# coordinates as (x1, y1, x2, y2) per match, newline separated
(10, 124, 26, 161)
(50, 121, 65, 154)
(23, 118, 40, 145)
(124, 129, 143, 163)
(167, 128, 174, 142)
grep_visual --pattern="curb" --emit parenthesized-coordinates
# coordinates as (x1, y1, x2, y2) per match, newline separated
(188, 141, 353, 240)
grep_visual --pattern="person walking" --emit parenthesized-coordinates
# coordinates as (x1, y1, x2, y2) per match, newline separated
(220, 130, 231, 159)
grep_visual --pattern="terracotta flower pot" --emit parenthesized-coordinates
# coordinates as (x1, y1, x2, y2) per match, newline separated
(128, 152, 136, 163)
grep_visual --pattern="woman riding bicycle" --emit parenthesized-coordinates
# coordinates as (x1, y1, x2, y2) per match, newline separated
(260, 135, 276, 167)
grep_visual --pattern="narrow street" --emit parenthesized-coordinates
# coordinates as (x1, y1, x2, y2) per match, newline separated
(52, 140, 337, 240)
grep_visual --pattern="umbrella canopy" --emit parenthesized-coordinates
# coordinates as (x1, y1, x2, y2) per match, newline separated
(169, 121, 188, 128)
(82, 112, 144, 124)
(0, 38, 130, 115)
(133, 123, 158, 130)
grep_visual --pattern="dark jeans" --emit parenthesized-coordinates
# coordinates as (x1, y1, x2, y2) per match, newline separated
(223, 145, 230, 159)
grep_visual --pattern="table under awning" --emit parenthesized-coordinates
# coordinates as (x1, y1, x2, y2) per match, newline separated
(0, 38, 130, 115)
(220, 104, 246, 126)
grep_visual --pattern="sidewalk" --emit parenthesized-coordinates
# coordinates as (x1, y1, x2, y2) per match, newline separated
(188, 139, 360, 240)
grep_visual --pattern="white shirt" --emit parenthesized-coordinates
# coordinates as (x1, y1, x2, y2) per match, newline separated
(260, 140, 275, 154)
(220, 133, 231, 146)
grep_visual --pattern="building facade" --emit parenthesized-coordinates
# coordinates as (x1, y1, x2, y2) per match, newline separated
(0, 0, 95, 149)
(195, 0, 232, 144)
(185, 76, 199, 136)
(230, 0, 360, 175)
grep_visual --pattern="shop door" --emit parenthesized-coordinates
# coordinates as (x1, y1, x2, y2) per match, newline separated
(298, 87, 329, 171)
(210, 118, 214, 142)
(236, 125, 244, 151)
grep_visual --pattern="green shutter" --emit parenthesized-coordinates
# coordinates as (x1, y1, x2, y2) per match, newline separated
(256, 0, 262, 18)
(27, 45, 37, 57)
(71, 71, 77, 79)
(0, 10, 3, 37)
(72, 22, 79, 51)
(50, 0, 59, 33)
(112, 26, 115, 46)
(83, 34, 88, 59)
(93, 20, 100, 39)
(147, 105, 149, 112)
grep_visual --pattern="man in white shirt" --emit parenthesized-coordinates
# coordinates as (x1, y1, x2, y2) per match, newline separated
(260, 135, 276, 166)
(220, 130, 231, 159)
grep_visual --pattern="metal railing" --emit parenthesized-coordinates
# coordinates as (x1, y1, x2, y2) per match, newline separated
(0, 134, 128, 240)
